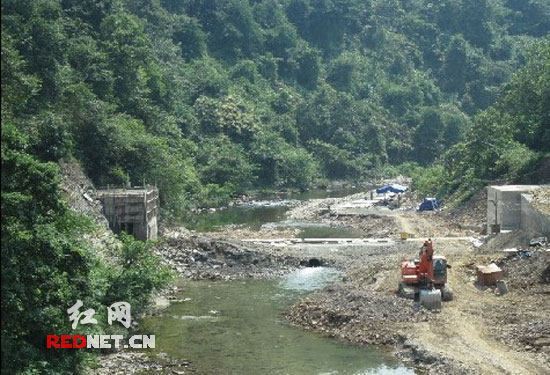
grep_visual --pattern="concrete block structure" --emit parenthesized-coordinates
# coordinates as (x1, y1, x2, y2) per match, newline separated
(520, 194, 550, 235)
(487, 185, 546, 234)
(97, 186, 159, 241)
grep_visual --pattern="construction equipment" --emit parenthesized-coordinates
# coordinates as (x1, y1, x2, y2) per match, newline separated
(398, 239, 453, 310)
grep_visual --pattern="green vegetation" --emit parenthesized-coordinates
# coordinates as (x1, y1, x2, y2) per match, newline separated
(3, 0, 549, 213)
(1, 0, 549, 373)
(1, 122, 171, 374)
(412, 39, 550, 202)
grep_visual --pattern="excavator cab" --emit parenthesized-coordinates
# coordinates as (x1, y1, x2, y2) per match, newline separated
(433, 256, 448, 284)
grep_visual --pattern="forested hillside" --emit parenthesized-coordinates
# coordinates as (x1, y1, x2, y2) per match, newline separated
(2, 0, 549, 213)
(2, 1, 550, 374)
(412, 39, 549, 202)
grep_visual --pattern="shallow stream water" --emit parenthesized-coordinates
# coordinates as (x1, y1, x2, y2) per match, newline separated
(143, 268, 415, 375)
(183, 187, 368, 236)
(148, 186, 415, 374)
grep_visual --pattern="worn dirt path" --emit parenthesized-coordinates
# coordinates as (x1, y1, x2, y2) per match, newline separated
(410, 253, 548, 375)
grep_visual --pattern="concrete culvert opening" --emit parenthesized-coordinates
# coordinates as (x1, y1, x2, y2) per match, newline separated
(308, 258, 322, 267)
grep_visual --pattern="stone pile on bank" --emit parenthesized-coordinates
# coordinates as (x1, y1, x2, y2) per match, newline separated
(88, 352, 193, 375)
(497, 251, 550, 291)
(285, 282, 433, 346)
(154, 233, 303, 280)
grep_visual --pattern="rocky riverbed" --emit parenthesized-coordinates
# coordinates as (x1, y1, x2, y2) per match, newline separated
(92, 186, 549, 375)
(153, 230, 312, 280)
(88, 352, 194, 375)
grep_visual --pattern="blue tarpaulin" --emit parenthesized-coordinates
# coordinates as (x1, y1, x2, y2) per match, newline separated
(418, 198, 441, 211)
(376, 184, 408, 194)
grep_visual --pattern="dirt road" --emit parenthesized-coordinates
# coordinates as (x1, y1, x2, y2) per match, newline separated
(281, 195, 549, 375)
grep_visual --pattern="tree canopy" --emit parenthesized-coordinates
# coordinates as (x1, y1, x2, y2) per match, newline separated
(3, 0, 548, 212)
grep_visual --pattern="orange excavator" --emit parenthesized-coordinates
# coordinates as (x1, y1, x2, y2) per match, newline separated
(398, 239, 453, 310)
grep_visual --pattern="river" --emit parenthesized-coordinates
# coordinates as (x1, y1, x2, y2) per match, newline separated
(182, 187, 367, 237)
(144, 187, 416, 375)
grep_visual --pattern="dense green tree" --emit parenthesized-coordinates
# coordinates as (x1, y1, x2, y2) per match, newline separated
(196, 135, 258, 189)
(413, 38, 550, 201)
(172, 15, 207, 60)
(2, 0, 548, 205)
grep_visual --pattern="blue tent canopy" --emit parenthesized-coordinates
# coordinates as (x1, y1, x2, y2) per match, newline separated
(418, 198, 441, 211)
(376, 184, 408, 194)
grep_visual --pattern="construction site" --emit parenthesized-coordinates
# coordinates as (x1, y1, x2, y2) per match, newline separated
(279, 184, 550, 375)
(146, 183, 550, 375)
(88, 181, 550, 375)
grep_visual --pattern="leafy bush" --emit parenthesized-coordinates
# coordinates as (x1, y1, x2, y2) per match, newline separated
(103, 235, 172, 317)
(276, 146, 319, 189)
(410, 164, 449, 198)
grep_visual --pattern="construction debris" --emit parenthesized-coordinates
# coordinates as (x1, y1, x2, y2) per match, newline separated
(529, 237, 548, 247)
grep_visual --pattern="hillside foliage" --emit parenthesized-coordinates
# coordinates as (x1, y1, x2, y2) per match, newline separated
(412, 39, 550, 201)
(1, 2, 549, 373)
(2, 0, 549, 213)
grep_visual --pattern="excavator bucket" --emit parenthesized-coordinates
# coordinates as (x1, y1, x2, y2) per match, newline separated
(419, 289, 442, 311)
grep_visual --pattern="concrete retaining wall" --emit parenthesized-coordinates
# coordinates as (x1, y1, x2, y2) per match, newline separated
(487, 185, 541, 234)
(521, 194, 550, 236)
